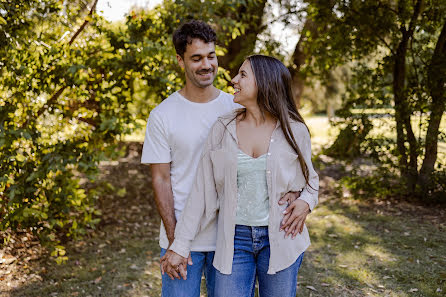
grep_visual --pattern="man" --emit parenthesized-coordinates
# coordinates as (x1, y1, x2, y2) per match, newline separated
(141, 20, 306, 297)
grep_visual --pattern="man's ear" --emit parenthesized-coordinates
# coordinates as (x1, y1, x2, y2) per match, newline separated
(176, 54, 184, 69)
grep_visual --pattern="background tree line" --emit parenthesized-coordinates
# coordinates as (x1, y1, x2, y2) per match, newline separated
(1, 0, 444, 261)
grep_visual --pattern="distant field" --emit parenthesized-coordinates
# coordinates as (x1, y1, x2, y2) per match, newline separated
(305, 113, 446, 161)
(124, 113, 446, 161)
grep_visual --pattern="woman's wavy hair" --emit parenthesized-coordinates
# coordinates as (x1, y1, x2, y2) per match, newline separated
(234, 54, 312, 187)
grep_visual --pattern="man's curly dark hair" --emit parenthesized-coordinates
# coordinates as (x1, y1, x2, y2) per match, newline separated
(172, 20, 217, 57)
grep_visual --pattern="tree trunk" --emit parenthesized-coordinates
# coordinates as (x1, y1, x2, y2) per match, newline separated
(218, 0, 267, 78)
(392, 0, 423, 189)
(419, 20, 446, 187)
(289, 18, 318, 108)
(289, 0, 335, 108)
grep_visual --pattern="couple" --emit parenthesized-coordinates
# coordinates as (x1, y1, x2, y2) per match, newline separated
(141, 20, 319, 297)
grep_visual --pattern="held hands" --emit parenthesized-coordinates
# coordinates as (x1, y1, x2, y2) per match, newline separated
(160, 250, 193, 280)
(278, 191, 310, 238)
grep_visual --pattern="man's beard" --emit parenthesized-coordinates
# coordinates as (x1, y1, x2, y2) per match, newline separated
(187, 68, 216, 88)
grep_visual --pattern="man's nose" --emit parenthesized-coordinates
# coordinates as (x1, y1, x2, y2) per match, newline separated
(202, 58, 211, 69)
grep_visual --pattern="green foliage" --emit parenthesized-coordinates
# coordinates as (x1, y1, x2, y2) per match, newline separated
(0, 0, 273, 260)
(0, 0, 137, 261)
(304, 0, 446, 199)
(339, 166, 405, 201)
(325, 115, 372, 159)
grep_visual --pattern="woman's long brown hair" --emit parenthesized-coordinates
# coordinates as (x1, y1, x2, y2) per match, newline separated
(234, 54, 312, 188)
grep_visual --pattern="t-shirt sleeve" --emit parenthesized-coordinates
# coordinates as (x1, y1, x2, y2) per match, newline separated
(141, 110, 171, 164)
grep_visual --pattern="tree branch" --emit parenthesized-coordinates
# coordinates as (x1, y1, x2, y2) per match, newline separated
(407, 0, 424, 38)
(69, 0, 99, 45)
(30, 0, 99, 125)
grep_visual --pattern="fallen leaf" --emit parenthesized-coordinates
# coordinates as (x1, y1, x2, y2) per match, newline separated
(321, 283, 330, 287)
(94, 276, 102, 284)
(306, 285, 317, 291)
(2, 255, 16, 265)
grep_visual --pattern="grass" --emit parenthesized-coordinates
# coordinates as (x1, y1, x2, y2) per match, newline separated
(2, 140, 445, 297)
(1, 114, 445, 297)
(297, 196, 446, 296)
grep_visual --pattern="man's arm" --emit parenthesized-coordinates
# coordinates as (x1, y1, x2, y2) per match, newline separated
(150, 163, 176, 245)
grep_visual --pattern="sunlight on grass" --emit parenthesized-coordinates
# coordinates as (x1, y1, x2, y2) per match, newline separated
(363, 245, 396, 263)
(297, 198, 446, 296)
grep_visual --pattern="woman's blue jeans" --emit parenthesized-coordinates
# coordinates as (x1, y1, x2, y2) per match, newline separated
(215, 225, 304, 297)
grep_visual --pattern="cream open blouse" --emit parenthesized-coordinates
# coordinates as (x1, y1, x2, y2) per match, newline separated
(170, 111, 319, 275)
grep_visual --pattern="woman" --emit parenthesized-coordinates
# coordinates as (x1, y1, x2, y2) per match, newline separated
(163, 55, 319, 297)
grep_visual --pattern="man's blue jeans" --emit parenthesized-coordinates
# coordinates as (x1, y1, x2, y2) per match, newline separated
(214, 225, 304, 297)
(160, 248, 216, 297)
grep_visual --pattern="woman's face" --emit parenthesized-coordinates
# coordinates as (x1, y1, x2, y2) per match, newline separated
(231, 60, 258, 106)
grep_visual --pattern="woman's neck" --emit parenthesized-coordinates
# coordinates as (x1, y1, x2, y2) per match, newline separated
(242, 105, 275, 127)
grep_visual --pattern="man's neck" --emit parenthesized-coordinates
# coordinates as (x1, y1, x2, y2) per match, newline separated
(179, 84, 220, 103)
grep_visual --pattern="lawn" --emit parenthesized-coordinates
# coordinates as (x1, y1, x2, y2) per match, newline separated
(1, 115, 445, 297)
(1, 138, 444, 297)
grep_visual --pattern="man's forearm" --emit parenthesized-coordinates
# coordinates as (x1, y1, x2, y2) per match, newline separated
(152, 178, 176, 245)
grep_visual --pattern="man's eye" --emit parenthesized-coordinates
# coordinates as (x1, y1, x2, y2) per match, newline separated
(193, 59, 200, 62)
(209, 55, 215, 59)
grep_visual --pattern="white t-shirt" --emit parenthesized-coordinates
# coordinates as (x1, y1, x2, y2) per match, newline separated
(141, 90, 239, 250)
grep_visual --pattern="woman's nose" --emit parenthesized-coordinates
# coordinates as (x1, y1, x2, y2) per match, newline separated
(231, 75, 238, 85)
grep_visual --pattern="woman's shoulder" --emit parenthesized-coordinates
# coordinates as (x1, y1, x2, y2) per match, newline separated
(217, 108, 243, 124)
(288, 119, 310, 138)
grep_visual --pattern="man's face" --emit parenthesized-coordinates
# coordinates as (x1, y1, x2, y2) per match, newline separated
(177, 39, 218, 88)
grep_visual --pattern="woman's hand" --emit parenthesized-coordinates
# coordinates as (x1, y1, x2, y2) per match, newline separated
(160, 250, 192, 280)
(279, 192, 310, 238)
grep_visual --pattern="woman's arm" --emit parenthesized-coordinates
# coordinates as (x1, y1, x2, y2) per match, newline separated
(161, 122, 222, 279)
(280, 126, 319, 238)
(296, 128, 319, 211)
(168, 143, 218, 257)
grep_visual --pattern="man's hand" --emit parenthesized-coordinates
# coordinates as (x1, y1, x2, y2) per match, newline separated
(160, 250, 192, 280)
(278, 192, 310, 238)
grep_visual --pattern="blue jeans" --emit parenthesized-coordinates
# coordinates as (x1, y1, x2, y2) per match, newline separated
(215, 225, 304, 297)
(160, 248, 216, 297)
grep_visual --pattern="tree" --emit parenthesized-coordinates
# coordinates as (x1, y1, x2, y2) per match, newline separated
(0, 0, 277, 259)
(304, 0, 446, 198)
(0, 0, 145, 260)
